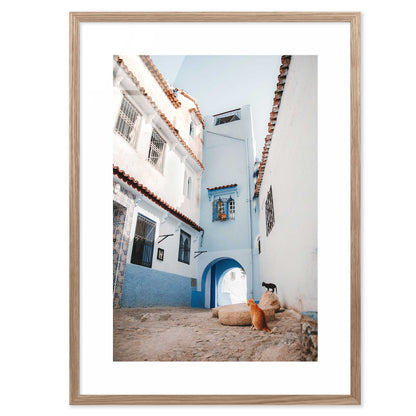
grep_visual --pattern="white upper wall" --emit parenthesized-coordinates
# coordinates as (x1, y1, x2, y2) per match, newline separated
(112, 56, 204, 224)
(258, 55, 317, 312)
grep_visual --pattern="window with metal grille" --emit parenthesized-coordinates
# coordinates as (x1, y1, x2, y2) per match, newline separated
(228, 197, 235, 219)
(131, 213, 156, 268)
(265, 186, 275, 236)
(148, 130, 166, 171)
(178, 230, 191, 264)
(114, 96, 140, 143)
(213, 109, 241, 126)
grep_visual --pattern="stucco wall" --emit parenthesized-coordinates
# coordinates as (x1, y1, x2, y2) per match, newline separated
(113, 56, 203, 225)
(195, 105, 260, 305)
(121, 264, 194, 308)
(258, 55, 317, 312)
(120, 186, 201, 279)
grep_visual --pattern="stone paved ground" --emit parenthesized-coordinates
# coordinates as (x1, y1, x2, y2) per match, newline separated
(113, 307, 302, 361)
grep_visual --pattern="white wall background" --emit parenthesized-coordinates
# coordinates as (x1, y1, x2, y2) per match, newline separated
(258, 56, 317, 312)
(1, 0, 416, 415)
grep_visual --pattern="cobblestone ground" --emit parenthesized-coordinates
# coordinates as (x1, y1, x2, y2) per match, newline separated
(113, 307, 302, 361)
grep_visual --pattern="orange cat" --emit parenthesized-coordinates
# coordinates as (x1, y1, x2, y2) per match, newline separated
(247, 298, 271, 333)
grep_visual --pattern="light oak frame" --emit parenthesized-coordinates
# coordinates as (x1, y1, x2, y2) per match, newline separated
(70, 11, 361, 405)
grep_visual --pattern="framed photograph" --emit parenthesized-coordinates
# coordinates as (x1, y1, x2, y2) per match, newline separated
(70, 12, 360, 405)
(157, 248, 164, 261)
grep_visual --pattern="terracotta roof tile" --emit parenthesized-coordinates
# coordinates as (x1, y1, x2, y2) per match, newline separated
(115, 56, 204, 170)
(176, 88, 205, 128)
(207, 184, 237, 191)
(139, 55, 182, 108)
(254, 55, 292, 198)
(113, 165, 203, 232)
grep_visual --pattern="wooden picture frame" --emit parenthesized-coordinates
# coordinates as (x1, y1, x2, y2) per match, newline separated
(70, 11, 360, 405)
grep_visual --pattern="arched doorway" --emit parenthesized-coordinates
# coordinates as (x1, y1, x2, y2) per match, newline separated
(217, 268, 247, 306)
(200, 258, 246, 308)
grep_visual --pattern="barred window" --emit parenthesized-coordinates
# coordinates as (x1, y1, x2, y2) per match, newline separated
(148, 130, 166, 171)
(228, 197, 235, 219)
(114, 96, 140, 143)
(178, 230, 191, 264)
(265, 186, 275, 236)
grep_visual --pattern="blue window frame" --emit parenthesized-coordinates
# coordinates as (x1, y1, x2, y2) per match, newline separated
(212, 197, 235, 221)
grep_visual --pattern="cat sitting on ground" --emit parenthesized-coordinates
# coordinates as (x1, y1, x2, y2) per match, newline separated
(262, 282, 277, 293)
(247, 298, 271, 333)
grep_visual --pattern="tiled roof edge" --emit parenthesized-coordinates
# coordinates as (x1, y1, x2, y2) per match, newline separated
(115, 56, 204, 170)
(207, 184, 238, 191)
(254, 55, 292, 198)
(113, 165, 203, 232)
(139, 55, 182, 109)
(176, 88, 205, 128)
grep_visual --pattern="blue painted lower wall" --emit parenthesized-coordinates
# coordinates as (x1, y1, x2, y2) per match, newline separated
(121, 263, 193, 308)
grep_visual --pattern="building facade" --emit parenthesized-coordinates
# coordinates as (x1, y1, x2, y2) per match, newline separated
(112, 55, 205, 308)
(191, 105, 261, 308)
(255, 55, 317, 313)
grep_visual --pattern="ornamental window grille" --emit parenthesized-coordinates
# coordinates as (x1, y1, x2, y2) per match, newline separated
(228, 197, 235, 219)
(178, 230, 191, 264)
(131, 213, 156, 268)
(265, 186, 275, 236)
(214, 109, 241, 126)
(114, 96, 141, 143)
(148, 130, 166, 171)
(212, 197, 235, 221)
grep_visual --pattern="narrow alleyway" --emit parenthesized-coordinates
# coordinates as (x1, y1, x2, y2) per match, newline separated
(113, 307, 302, 361)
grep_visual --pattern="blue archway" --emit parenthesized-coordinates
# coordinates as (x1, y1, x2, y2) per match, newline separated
(191, 257, 245, 308)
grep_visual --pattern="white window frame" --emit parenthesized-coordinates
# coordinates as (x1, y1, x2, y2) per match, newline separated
(147, 129, 166, 172)
(114, 95, 141, 145)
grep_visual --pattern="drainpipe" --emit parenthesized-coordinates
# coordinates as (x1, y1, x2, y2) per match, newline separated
(205, 130, 255, 299)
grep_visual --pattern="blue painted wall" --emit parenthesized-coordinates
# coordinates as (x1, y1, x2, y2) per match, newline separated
(121, 263, 194, 308)
(196, 105, 261, 304)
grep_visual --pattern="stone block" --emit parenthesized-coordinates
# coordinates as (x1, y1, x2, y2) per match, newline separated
(259, 291, 281, 311)
(218, 303, 275, 326)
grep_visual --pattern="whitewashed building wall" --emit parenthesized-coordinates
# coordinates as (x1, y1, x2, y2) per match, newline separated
(258, 56, 317, 312)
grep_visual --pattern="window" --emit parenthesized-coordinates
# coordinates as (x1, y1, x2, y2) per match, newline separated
(189, 121, 195, 139)
(186, 176, 193, 199)
(148, 130, 166, 171)
(265, 186, 275, 236)
(114, 96, 140, 143)
(212, 197, 235, 221)
(131, 213, 156, 268)
(178, 230, 191, 264)
(214, 109, 241, 126)
(227, 197, 235, 219)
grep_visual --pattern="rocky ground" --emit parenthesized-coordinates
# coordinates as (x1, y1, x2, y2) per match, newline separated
(113, 307, 302, 361)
